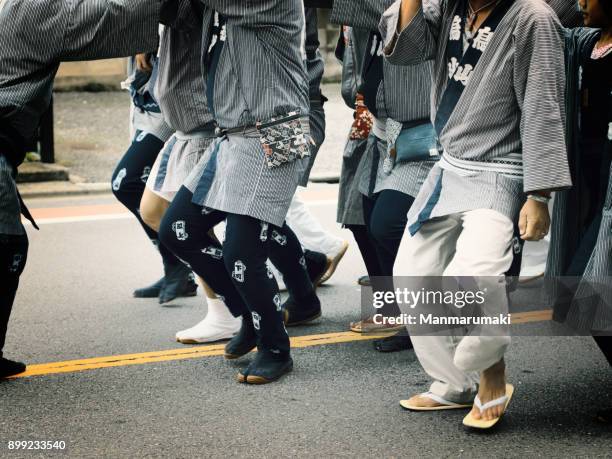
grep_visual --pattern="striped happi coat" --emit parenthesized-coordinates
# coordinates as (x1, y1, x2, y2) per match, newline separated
(546, 27, 612, 335)
(331, 0, 435, 200)
(148, 1, 216, 199)
(184, 0, 311, 227)
(381, 0, 572, 232)
(0, 0, 161, 234)
(336, 26, 371, 226)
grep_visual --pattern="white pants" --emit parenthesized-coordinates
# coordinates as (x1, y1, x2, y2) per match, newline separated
(395, 209, 514, 403)
(285, 192, 344, 257)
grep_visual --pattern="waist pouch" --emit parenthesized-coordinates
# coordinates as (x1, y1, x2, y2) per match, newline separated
(395, 121, 440, 163)
(256, 111, 312, 169)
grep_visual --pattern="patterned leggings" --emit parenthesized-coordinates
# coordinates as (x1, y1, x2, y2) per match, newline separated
(0, 232, 28, 358)
(111, 131, 180, 267)
(159, 186, 313, 356)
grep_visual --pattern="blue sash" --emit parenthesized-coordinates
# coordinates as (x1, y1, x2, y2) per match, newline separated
(434, 0, 514, 135)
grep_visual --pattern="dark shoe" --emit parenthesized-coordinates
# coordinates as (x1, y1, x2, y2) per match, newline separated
(283, 293, 322, 327)
(133, 277, 165, 298)
(159, 263, 198, 304)
(358, 275, 371, 287)
(224, 315, 257, 359)
(305, 250, 331, 287)
(373, 332, 414, 353)
(0, 358, 26, 378)
(237, 351, 293, 384)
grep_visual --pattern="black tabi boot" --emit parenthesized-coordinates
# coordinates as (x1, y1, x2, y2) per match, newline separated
(158, 261, 198, 304)
(133, 277, 165, 298)
(237, 350, 293, 384)
(224, 314, 257, 359)
(283, 291, 322, 327)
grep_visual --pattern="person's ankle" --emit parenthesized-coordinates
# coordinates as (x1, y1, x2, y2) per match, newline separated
(480, 359, 506, 388)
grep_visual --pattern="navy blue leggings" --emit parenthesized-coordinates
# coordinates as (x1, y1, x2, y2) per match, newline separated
(0, 232, 28, 358)
(160, 186, 314, 355)
(111, 132, 180, 266)
(363, 189, 415, 276)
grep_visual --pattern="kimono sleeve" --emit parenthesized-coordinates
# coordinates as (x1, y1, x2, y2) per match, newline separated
(381, 0, 443, 65)
(60, 0, 162, 61)
(329, 0, 396, 31)
(514, 7, 572, 193)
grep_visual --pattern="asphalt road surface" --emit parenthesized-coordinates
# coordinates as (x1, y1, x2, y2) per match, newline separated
(1, 186, 610, 458)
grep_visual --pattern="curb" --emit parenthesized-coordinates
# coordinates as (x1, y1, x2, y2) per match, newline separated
(19, 175, 341, 199)
(19, 181, 111, 199)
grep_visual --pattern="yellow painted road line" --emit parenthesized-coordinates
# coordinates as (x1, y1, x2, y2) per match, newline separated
(9, 310, 553, 380)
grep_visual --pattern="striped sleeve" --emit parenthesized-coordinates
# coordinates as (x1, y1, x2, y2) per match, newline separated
(330, 0, 395, 31)
(0, 0, 162, 141)
(514, 6, 572, 192)
(60, 0, 161, 61)
(381, 0, 442, 65)
(545, 0, 583, 28)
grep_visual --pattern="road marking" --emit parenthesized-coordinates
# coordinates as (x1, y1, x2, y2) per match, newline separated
(9, 310, 552, 379)
(23, 195, 338, 225)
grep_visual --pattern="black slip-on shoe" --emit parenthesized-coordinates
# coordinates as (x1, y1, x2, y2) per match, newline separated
(133, 277, 165, 298)
(283, 293, 322, 327)
(373, 332, 414, 353)
(0, 358, 26, 379)
(237, 352, 293, 385)
(159, 264, 198, 304)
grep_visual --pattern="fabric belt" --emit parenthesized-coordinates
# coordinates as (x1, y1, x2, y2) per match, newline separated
(174, 129, 217, 141)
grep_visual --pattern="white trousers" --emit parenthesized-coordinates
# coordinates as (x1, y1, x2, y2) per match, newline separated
(285, 191, 344, 257)
(395, 209, 514, 403)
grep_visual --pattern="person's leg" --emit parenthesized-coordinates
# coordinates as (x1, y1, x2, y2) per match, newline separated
(286, 193, 348, 283)
(270, 223, 322, 326)
(368, 189, 415, 352)
(369, 189, 414, 275)
(175, 234, 241, 344)
(158, 187, 247, 318)
(346, 225, 381, 286)
(443, 209, 515, 421)
(112, 134, 196, 302)
(0, 232, 28, 378)
(139, 187, 197, 303)
(396, 215, 481, 406)
(223, 214, 293, 384)
(350, 193, 403, 331)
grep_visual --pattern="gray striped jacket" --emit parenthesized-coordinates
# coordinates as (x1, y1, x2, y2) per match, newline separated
(199, 0, 309, 129)
(0, 0, 161, 143)
(382, 0, 572, 227)
(331, 0, 435, 198)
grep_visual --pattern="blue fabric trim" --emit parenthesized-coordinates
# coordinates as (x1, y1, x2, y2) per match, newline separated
(154, 137, 177, 191)
(192, 140, 222, 204)
(408, 172, 444, 236)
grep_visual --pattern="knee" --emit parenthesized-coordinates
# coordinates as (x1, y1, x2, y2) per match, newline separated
(369, 217, 391, 246)
(140, 195, 163, 232)
(157, 210, 178, 252)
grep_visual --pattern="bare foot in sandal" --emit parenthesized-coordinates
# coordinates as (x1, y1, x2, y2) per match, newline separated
(471, 359, 507, 421)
